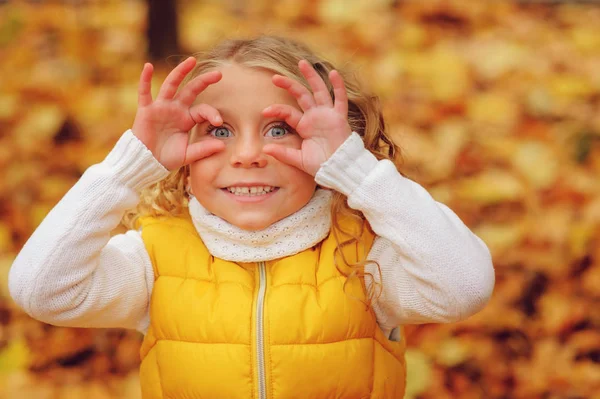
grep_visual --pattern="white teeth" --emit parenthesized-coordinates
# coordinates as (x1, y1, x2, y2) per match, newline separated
(226, 186, 275, 196)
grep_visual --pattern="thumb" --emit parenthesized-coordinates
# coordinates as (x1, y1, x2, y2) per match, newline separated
(263, 144, 306, 173)
(184, 140, 225, 165)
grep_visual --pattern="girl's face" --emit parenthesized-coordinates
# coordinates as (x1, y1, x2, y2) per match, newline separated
(189, 63, 317, 231)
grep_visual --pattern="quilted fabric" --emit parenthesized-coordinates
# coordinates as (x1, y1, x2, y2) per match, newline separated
(137, 211, 406, 398)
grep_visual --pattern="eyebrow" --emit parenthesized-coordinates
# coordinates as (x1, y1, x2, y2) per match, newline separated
(205, 106, 276, 125)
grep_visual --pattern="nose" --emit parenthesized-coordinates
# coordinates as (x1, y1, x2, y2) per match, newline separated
(230, 135, 268, 168)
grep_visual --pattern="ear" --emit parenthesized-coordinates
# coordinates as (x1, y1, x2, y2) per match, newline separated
(185, 176, 194, 196)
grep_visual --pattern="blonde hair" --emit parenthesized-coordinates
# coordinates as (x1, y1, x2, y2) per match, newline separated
(122, 36, 403, 303)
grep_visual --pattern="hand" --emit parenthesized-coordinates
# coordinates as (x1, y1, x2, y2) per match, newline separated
(131, 57, 226, 171)
(262, 60, 352, 176)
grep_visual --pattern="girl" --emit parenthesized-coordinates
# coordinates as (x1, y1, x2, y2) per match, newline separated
(9, 36, 494, 398)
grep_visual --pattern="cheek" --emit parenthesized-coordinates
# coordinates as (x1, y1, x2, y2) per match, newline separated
(189, 157, 223, 188)
(282, 134, 303, 149)
(278, 164, 317, 198)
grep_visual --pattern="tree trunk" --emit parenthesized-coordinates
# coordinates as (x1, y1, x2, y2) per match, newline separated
(147, 0, 179, 61)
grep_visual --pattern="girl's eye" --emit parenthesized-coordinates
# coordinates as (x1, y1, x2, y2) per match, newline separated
(210, 127, 232, 138)
(266, 125, 289, 138)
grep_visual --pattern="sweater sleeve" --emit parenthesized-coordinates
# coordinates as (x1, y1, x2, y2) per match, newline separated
(8, 130, 169, 332)
(315, 133, 495, 331)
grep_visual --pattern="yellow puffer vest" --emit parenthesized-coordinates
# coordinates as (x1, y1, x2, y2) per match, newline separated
(137, 210, 406, 398)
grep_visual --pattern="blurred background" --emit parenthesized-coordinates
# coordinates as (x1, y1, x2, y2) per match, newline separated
(1, 0, 600, 398)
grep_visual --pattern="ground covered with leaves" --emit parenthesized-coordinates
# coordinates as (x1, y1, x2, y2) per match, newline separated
(1, 0, 599, 398)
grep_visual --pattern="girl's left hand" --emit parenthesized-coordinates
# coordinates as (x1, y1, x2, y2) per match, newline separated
(262, 60, 352, 176)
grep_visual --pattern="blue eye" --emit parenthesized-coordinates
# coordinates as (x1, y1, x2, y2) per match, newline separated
(266, 125, 289, 138)
(210, 127, 231, 138)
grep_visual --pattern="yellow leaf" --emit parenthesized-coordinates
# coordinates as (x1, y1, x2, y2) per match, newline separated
(526, 87, 555, 117)
(455, 170, 526, 204)
(550, 75, 595, 101)
(0, 223, 11, 253)
(0, 339, 30, 374)
(467, 92, 520, 130)
(429, 48, 470, 102)
(404, 349, 432, 398)
(317, 0, 393, 24)
(13, 104, 66, 151)
(569, 222, 595, 258)
(570, 26, 600, 54)
(511, 141, 559, 189)
(0, 94, 19, 121)
(395, 22, 428, 49)
(473, 222, 527, 254)
(468, 39, 528, 80)
(436, 339, 471, 367)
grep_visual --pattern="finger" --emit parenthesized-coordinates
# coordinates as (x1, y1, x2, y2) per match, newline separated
(189, 103, 223, 126)
(176, 71, 222, 106)
(184, 140, 226, 165)
(299, 60, 333, 107)
(138, 63, 154, 107)
(272, 74, 316, 111)
(157, 57, 197, 100)
(263, 144, 305, 171)
(262, 104, 303, 129)
(329, 70, 348, 117)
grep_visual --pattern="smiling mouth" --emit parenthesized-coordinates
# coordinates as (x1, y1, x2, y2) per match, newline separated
(223, 186, 280, 196)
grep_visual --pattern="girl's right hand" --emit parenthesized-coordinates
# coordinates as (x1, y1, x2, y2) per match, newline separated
(131, 57, 225, 171)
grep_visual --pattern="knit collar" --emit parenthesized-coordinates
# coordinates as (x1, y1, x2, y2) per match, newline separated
(188, 189, 333, 262)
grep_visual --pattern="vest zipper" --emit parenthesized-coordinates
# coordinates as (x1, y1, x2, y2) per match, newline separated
(256, 261, 267, 399)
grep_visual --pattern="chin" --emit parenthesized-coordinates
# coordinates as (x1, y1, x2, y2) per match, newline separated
(228, 217, 275, 232)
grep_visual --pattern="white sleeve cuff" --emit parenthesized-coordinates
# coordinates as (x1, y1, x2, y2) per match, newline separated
(314, 132, 379, 195)
(103, 130, 170, 191)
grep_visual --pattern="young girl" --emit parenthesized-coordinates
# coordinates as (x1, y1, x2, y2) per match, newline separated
(9, 36, 494, 398)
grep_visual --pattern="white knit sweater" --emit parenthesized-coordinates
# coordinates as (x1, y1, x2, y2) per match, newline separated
(8, 131, 495, 336)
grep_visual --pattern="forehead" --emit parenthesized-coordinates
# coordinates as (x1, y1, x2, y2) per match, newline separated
(194, 63, 300, 111)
